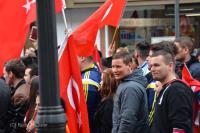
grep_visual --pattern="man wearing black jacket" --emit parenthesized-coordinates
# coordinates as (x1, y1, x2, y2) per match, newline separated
(174, 37, 199, 78)
(149, 50, 193, 133)
(0, 79, 10, 133)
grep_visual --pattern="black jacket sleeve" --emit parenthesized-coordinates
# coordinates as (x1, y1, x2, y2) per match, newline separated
(167, 82, 193, 133)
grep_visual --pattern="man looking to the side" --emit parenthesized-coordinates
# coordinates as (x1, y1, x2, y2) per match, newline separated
(112, 51, 148, 133)
(149, 50, 193, 133)
(3, 59, 30, 133)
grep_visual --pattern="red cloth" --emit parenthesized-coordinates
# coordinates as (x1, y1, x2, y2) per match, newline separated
(0, 0, 63, 76)
(93, 45, 102, 71)
(182, 64, 200, 93)
(71, 0, 126, 57)
(99, 0, 126, 28)
(182, 64, 200, 133)
(26, 0, 63, 25)
(59, 36, 90, 133)
(173, 128, 186, 133)
(0, 0, 29, 76)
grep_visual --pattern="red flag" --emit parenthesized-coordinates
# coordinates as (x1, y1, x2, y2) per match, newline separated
(99, 0, 126, 28)
(182, 64, 200, 93)
(59, 36, 90, 133)
(182, 64, 200, 133)
(93, 45, 102, 71)
(71, 0, 126, 57)
(0, 0, 63, 76)
(26, 0, 63, 25)
(0, 0, 30, 76)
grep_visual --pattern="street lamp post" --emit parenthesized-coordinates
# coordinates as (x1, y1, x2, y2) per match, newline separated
(175, 0, 180, 38)
(35, 0, 67, 133)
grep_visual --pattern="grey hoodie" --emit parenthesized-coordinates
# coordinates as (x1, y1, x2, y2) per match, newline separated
(112, 68, 149, 133)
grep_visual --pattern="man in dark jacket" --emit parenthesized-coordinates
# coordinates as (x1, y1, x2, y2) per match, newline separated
(78, 56, 101, 133)
(111, 51, 148, 133)
(174, 37, 199, 78)
(149, 50, 193, 133)
(3, 59, 30, 133)
(0, 79, 10, 133)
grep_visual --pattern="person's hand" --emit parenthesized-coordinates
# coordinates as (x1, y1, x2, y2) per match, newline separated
(108, 41, 116, 57)
(31, 40, 38, 49)
(26, 120, 35, 132)
(64, 28, 68, 35)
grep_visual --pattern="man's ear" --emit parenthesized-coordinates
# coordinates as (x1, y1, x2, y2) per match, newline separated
(128, 62, 133, 71)
(8, 71, 14, 79)
(135, 51, 140, 58)
(168, 62, 175, 71)
(183, 47, 189, 54)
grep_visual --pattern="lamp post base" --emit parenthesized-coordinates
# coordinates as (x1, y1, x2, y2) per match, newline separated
(35, 106, 67, 133)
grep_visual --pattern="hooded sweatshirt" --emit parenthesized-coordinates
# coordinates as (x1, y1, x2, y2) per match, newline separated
(112, 68, 149, 133)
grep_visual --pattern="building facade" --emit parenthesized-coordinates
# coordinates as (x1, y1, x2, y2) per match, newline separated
(57, 0, 200, 56)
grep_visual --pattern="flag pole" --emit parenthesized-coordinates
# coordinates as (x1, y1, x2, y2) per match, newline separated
(61, 0, 68, 29)
(59, 0, 69, 60)
(62, 9, 68, 30)
(110, 0, 126, 46)
(110, 27, 118, 45)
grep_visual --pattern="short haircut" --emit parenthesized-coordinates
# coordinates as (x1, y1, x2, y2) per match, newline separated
(27, 63, 38, 78)
(135, 41, 150, 59)
(151, 50, 175, 65)
(150, 41, 178, 56)
(4, 59, 26, 78)
(112, 51, 132, 65)
(21, 56, 38, 67)
(174, 37, 194, 53)
(116, 47, 129, 53)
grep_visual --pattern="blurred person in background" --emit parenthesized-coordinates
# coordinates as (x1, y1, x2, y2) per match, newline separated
(134, 41, 150, 76)
(196, 51, 200, 62)
(25, 76, 39, 133)
(24, 64, 38, 84)
(0, 79, 11, 133)
(94, 68, 117, 133)
(78, 56, 101, 133)
(174, 37, 199, 78)
(3, 59, 30, 133)
(25, 47, 36, 57)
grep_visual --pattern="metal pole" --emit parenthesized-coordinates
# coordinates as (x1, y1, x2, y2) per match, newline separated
(175, 0, 180, 38)
(35, 0, 67, 132)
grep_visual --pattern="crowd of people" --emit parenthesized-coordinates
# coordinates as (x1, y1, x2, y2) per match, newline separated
(0, 36, 200, 133)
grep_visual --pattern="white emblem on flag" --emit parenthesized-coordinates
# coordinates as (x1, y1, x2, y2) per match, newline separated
(77, 113, 82, 128)
(101, 3, 113, 22)
(22, 0, 36, 14)
(67, 77, 81, 110)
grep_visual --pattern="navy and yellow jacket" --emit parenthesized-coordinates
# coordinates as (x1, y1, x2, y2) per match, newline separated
(145, 72, 157, 126)
(146, 81, 157, 126)
(81, 63, 101, 133)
